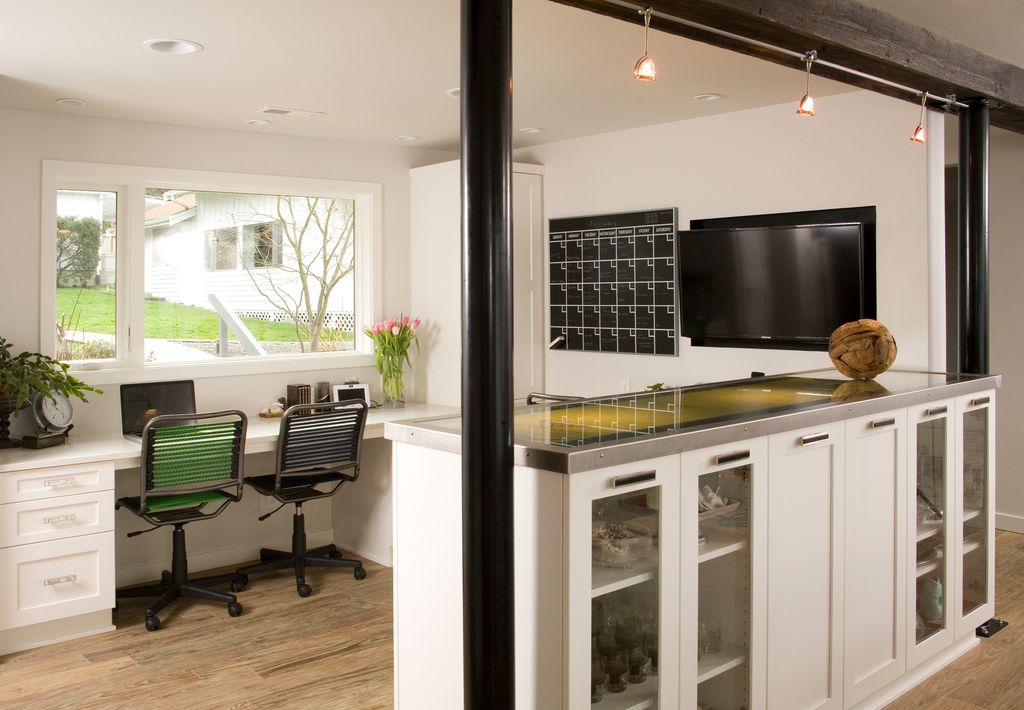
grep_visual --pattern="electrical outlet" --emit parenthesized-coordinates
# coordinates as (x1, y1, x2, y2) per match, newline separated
(619, 379, 631, 393)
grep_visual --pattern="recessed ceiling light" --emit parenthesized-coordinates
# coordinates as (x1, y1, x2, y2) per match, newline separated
(55, 98, 86, 108)
(518, 127, 545, 134)
(445, 88, 461, 98)
(692, 93, 724, 102)
(395, 135, 419, 142)
(143, 38, 204, 55)
(246, 119, 271, 127)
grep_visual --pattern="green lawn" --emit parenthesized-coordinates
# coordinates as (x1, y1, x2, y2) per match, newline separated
(56, 287, 344, 342)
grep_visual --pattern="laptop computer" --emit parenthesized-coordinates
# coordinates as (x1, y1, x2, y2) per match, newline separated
(120, 380, 197, 442)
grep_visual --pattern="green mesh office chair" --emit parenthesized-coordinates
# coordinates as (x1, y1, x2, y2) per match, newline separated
(116, 410, 247, 631)
(236, 400, 367, 597)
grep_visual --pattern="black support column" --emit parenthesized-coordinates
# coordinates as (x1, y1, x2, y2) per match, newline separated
(460, 0, 515, 708)
(957, 99, 990, 375)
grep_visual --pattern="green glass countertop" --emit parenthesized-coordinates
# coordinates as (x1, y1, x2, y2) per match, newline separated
(425, 369, 987, 450)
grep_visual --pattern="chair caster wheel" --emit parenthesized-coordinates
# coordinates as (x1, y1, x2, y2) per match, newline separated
(230, 576, 247, 593)
(354, 566, 367, 581)
(145, 615, 161, 631)
(297, 583, 312, 598)
(161, 570, 172, 584)
(228, 602, 243, 617)
(328, 548, 341, 558)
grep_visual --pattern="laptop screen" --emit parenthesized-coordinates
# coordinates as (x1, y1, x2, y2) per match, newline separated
(120, 380, 197, 435)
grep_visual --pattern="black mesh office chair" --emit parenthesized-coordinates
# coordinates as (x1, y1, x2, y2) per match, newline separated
(116, 410, 247, 631)
(236, 400, 368, 597)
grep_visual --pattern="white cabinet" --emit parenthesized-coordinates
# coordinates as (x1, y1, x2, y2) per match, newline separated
(906, 399, 955, 669)
(843, 409, 907, 705)
(766, 421, 845, 710)
(0, 461, 115, 636)
(955, 391, 996, 638)
(566, 455, 680, 709)
(682, 437, 767, 710)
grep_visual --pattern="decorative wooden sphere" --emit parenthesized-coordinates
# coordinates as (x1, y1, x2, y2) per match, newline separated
(831, 378, 891, 402)
(828, 319, 897, 380)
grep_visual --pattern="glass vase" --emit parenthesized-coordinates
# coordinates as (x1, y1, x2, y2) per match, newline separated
(380, 352, 406, 408)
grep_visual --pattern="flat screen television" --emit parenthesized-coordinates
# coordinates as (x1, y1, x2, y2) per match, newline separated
(678, 222, 872, 350)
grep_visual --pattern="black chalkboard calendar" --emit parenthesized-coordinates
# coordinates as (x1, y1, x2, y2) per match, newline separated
(549, 208, 679, 356)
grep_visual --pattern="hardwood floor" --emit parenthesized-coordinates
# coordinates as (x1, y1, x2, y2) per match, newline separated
(0, 556, 394, 710)
(888, 530, 1024, 710)
(5, 532, 1024, 709)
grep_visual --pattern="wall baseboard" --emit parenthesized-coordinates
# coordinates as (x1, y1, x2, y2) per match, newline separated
(116, 529, 334, 586)
(996, 511, 1024, 534)
(0, 610, 114, 656)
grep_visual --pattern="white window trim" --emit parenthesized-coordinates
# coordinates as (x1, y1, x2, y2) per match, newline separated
(41, 160, 381, 383)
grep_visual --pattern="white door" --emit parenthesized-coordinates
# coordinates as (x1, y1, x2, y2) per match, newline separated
(766, 422, 845, 710)
(512, 171, 545, 399)
(843, 409, 907, 705)
(954, 391, 996, 638)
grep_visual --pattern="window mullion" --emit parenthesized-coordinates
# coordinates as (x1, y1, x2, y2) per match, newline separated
(124, 179, 146, 368)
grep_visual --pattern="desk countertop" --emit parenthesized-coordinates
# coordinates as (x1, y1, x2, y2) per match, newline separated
(0, 402, 458, 474)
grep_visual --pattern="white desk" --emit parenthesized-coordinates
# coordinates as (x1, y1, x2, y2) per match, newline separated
(0, 402, 457, 655)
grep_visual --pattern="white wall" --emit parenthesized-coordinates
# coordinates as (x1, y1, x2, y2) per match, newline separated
(989, 128, 1024, 532)
(517, 90, 935, 397)
(0, 107, 456, 421)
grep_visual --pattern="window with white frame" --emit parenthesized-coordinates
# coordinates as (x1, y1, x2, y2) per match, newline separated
(44, 163, 381, 373)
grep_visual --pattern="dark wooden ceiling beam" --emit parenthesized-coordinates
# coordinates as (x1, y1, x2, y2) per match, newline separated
(550, 0, 1024, 134)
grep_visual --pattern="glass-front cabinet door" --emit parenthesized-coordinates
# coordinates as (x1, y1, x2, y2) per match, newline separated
(567, 455, 680, 709)
(907, 400, 955, 667)
(956, 391, 996, 637)
(682, 438, 767, 710)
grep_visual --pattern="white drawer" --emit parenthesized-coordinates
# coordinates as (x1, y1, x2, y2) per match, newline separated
(0, 461, 114, 504)
(0, 491, 115, 548)
(0, 532, 115, 631)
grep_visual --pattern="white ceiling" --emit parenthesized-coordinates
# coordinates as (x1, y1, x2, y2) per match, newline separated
(0, 0, 859, 151)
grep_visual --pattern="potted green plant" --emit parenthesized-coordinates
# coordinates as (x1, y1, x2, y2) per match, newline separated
(0, 337, 101, 448)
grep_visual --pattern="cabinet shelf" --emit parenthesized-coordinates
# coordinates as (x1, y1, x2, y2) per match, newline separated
(962, 536, 984, 556)
(592, 555, 658, 598)
(697, 642, 747, 684)
(964, 507, 982, 523)
(595, 681, 657, 710)
(916, 519, 943, 543)
(698, 526, 748, 564)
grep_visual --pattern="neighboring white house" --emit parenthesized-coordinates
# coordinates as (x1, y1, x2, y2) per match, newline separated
(143, 190, 355, 332)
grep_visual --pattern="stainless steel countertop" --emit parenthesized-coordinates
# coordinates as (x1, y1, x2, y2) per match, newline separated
(384, 369, 1001, 474)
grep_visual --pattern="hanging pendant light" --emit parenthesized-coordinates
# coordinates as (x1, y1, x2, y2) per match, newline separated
(911, 93, 928, 143)
(634, 8, 656, 81)
(796, 50, 817, 116)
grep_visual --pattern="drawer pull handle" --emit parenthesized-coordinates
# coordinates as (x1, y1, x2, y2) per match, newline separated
(44, 575, 78, 587)
(871, 417, 896, 429)
(612, 471, 656, 488)
(926, 406, 948, 416)
(43, 478, 78, 489)
(800, 432, 830, 446)
(716, 450, 751, 465)
(970, 396, 990, 407)
(43, 513, 78, 525)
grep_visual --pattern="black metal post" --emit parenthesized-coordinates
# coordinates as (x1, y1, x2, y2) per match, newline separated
(958, 98, 990, 375)
(461, 0, 515, 707)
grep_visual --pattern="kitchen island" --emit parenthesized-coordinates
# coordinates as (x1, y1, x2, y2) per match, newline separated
(386, 369, 999, 710)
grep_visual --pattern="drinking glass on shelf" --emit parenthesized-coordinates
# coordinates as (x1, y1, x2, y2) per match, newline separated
(641, 608, 659, 673)
(704, 610, 722, 654)
(591, 637, 605, 703)
(697, 620, 707, 661)
(627, 645, 648, 684)
(615, 614, 645, 683)
(603, 649, 628, 693)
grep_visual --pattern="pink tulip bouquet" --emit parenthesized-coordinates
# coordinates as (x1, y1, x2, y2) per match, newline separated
(363, 316, 421, 406)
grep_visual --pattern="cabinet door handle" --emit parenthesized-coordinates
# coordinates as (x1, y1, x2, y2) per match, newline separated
(970, 396, 990, 407)
(800, 432, 830, 446)
(926, 406, 948, 416)
(716, 450, 750, 465)
(43, 574, 78, 586)
(612, 470, 656, 488)
(870, 417, 896, 429)
(43, 513, 78, 525)
(43, 478, 78, 489)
